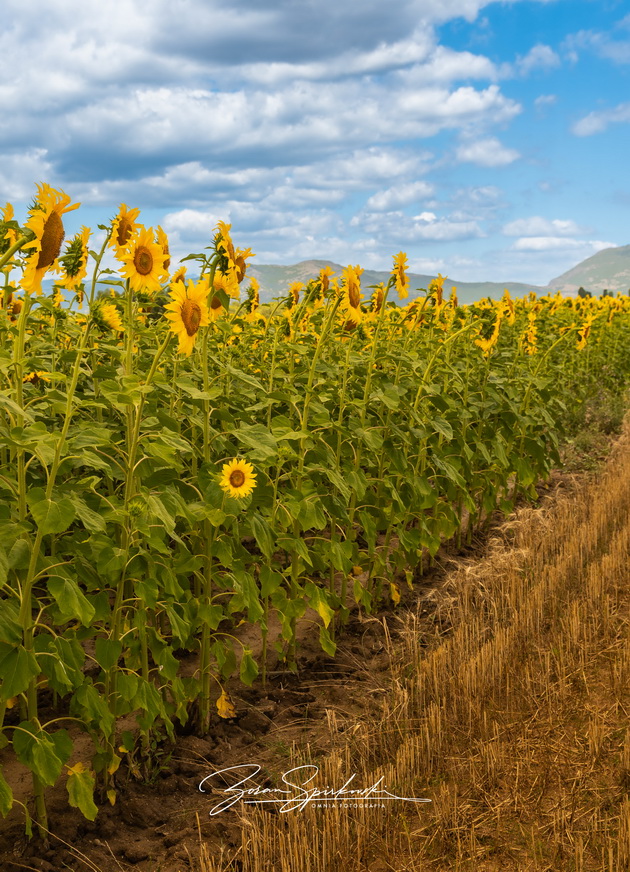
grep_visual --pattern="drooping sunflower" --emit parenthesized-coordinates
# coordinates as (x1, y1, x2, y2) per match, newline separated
(219, 458, 257, 499)
(99, 302, 124, 332)
(392, 251, 409, 300)
(20, 184, 80, 294)
(213, 221, 253, 297)
(156, 225, 171, 271)
(109, 204, 141, 254)
(341, 265, 363, 322)
(118, 226, 168, 294)
(370, 283, 385, 314)
(164, 278, 211, 355)
(1, 202, 18, 256)
(59, 226, 91, 299)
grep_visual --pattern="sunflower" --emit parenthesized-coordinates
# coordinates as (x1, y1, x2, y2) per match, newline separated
(428, 273, 446, 307)
(392, 251, 409, 300)
(1, 202, 18, 256)
(219, 458, 257, 499)
(341, 265, 363, 322)
(118, 226, 168, 294)
(20, 184, 80, 295)
(156, 225, 170, 271)
(59, 226, 91, 299)
(164, 278, 211, 355)
(213, 221, 253, 297)
(170, 265, 187, 287)
(109, 204, 141, 253)
(99, 302, 124, 332)
(370, 283, 385, 313)
(288, 281, 303, 308)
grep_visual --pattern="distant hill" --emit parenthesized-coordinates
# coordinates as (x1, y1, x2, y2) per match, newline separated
(36, 244, 630, 306)
(547, 245, 630, 294)
(248, 260, 544, 305)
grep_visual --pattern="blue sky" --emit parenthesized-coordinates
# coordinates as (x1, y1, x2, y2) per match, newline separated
(1, 0, 629, 285)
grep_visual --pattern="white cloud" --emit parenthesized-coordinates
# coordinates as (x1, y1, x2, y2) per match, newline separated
(563, 22, 630, 66)
(366, 181, 434, 211)
(534, 94, 557, 109)
(502, 217, 584, 237)
(512, 237, 615, 252)
(516, 44, 560, 75)
(455, 136, 520, 166)
(572, 102, 630, 136)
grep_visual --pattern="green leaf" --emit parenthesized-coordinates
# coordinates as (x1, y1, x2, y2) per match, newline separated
(71, 684, 115, 737)
(0, 767, 13, 816)
(7, 539, 30, 570)
(66, 764, 98, 821)
(0, 600, 21, 645)
(94, 638, 122, 671)
(27, 488, 76, 535)
(48, 576, 96, 626)
(318, 626, 337, 657)
(68, 495, 106, 533)
(248, 513, 275, 559)
(233, 423, 278, 462)
(0, 391, 34, 422)
(0, 644, 40, 700)
(259, 566, 282, 597)
(0, 544, 8, 590)
(239, 648, 259, 687)
(306, 583, 335, 628)
(12, 724, 72, 787)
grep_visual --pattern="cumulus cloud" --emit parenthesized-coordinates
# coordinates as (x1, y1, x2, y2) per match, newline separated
(0, 0, 583, 280)
(572, 102, 630, 136)
(515, 44, 561, 75)
(563, 18, 630, 66)
(502, 217, 584, 237)
(366, 181, 435, 211)
(455, 137, 520, 166)
(512, 237, 615, 252)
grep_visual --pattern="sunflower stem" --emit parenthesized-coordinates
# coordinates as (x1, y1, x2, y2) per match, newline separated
(0, 231, 35, 272)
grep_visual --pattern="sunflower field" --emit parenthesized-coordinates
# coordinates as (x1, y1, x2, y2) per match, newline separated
(1, 184, 630, 836)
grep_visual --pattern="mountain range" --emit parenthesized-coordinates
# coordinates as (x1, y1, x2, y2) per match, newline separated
(248, 244, 630, 305)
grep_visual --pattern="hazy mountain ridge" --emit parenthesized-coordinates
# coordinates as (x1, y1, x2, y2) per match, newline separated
(248, 260, 545, 305)
(248, 245, 630, 303)
(546, 245, 630, 294)
(38, 245, 630, 305)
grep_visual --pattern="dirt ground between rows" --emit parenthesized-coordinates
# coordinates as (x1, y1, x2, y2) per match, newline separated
(0, 442, 618, 871)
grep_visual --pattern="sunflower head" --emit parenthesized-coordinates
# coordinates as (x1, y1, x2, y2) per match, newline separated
(164, 278, 211, 355)
(341, 265, 363, 321)
(97, 301, 124, 332)
(20, 184, 80, 294)
(59, 226, 91, 294)
(1, 202, 19, 257)
(370, 283, 385, 313)
(118, 226, 169, 294)
(392, 251, 409, 300)
(156, 225, 170, 271)
(219, 458, 257, 499)
(110, 204, 141, 252)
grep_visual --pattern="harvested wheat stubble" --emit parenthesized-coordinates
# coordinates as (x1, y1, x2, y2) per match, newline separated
(210, 421, 630, 872)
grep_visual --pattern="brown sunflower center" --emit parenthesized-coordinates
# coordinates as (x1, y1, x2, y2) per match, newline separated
(235, 255, 246, 283)
(36, 210, 65, 270)
(347, 281, 361, 310)
(210, 294, 223, 311)
(134, 246, 153, 276)
(229, 469, 245, 488)
(181, 299, 202, 336)
(117, 217, 133, 247)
